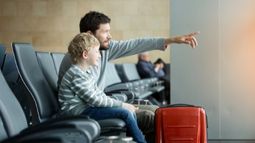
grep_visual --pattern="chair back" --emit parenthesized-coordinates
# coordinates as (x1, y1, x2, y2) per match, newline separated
(12, 43, 59, 123)
(36, 52, 58, 94)
(0, 44, 6, 69)
(117, 63, 141, 82)
(104, 63, 122, 87)
(0, 70, 27, 140)
(51, 52, 65, 75)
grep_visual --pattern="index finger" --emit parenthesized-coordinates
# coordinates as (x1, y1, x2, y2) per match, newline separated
(192, 36, 198, 47)
(188, 31, 200, 36)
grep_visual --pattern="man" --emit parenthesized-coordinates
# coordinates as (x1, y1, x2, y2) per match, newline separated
(137, 52, 165, 78)
(58, 11, 198, 142)
(137, 53, 170, 104)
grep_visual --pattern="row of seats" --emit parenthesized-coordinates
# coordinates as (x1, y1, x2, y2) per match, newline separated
(11, 43, 126, 136)
(1, 43, 134, 142)
(105, 63, 166, 105)
(115, 63, 165, 98)
(35, 48, 165, 105)
(0, 42, 168, 142)
(0, 44, 100, 143)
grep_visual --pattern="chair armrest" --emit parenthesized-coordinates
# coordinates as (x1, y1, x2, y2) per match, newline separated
(130, 99, 153, 105)
(120, 91, 136, 102)
(106, 89, 136, 102)
(21, 116, 100, 140)
(14, 138, 65, 143)
(109, 93, 128, 102)
(150, 85, 165, 92)
(2, 126, 92, 143)
(97, 119, 126, 134)
(104, 83, 129, 93)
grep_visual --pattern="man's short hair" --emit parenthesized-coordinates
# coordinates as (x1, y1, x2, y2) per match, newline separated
(138, 52, 149, 60)
(79, 11, 111, 33)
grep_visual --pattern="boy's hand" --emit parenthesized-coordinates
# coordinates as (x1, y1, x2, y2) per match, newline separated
(122, 103, 139, 113)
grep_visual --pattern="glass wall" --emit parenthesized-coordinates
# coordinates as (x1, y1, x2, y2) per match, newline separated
(171, 0, 255, 139)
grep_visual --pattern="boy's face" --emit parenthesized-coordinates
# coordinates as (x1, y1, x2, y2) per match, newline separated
(86, 45, 101, 66)
(94, 23, 112, 49)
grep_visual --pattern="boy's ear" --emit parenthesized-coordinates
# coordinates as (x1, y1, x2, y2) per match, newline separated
(82, 51, 88, 59)
(87, 31, 93, 35)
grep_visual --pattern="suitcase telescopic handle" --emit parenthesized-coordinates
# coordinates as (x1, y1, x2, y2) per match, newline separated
(167, 103, 197, 107)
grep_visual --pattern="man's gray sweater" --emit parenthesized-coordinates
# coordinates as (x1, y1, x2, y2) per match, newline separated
(58, 37, 165, 90)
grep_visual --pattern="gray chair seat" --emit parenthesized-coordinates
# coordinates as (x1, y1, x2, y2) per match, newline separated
(0, 70, 100, 143)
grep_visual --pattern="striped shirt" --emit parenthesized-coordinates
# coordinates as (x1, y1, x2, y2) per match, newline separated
(58, 65, 123, 116)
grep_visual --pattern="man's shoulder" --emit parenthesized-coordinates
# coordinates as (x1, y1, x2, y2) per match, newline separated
(57, 53, 72, 86)
(138, 60, 148, 65)
(62, 53, 72, 63)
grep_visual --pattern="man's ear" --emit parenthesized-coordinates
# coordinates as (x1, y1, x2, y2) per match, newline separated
(82, 51, 88, 59)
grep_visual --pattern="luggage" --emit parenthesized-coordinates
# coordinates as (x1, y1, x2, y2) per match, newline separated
(155, 104, 207, 143)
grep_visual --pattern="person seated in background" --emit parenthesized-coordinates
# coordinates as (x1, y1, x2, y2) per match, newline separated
(153, 58, 166, 78)
(137, 52, 165, 78)
(137, 52, 170, 104)
(58, 33, 146, 143)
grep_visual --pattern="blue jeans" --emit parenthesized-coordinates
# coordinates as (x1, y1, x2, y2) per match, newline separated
(82, 107, 147, 143)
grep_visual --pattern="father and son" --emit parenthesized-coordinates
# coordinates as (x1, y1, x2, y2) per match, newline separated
(57, 11, 198, 143)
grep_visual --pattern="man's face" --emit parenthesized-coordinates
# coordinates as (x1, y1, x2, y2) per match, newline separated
(142, 53, 150, 62)
(94, 23, 112, 49)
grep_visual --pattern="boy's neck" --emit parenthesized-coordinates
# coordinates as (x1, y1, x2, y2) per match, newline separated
(76, 62, 90, 71)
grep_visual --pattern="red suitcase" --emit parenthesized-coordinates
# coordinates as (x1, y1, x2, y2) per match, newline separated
(155, 104, 207, 143)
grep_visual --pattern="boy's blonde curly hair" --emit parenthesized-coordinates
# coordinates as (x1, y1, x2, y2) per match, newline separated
(68, 32, 99, 64)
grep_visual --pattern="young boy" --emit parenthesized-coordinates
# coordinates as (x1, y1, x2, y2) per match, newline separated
(58, 33, 146, 143)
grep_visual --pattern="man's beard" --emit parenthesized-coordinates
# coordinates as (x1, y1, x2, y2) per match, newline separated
(99, 46, 108, 50)
(99, 41, 110, 50)
(99, 42, 109, 50)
